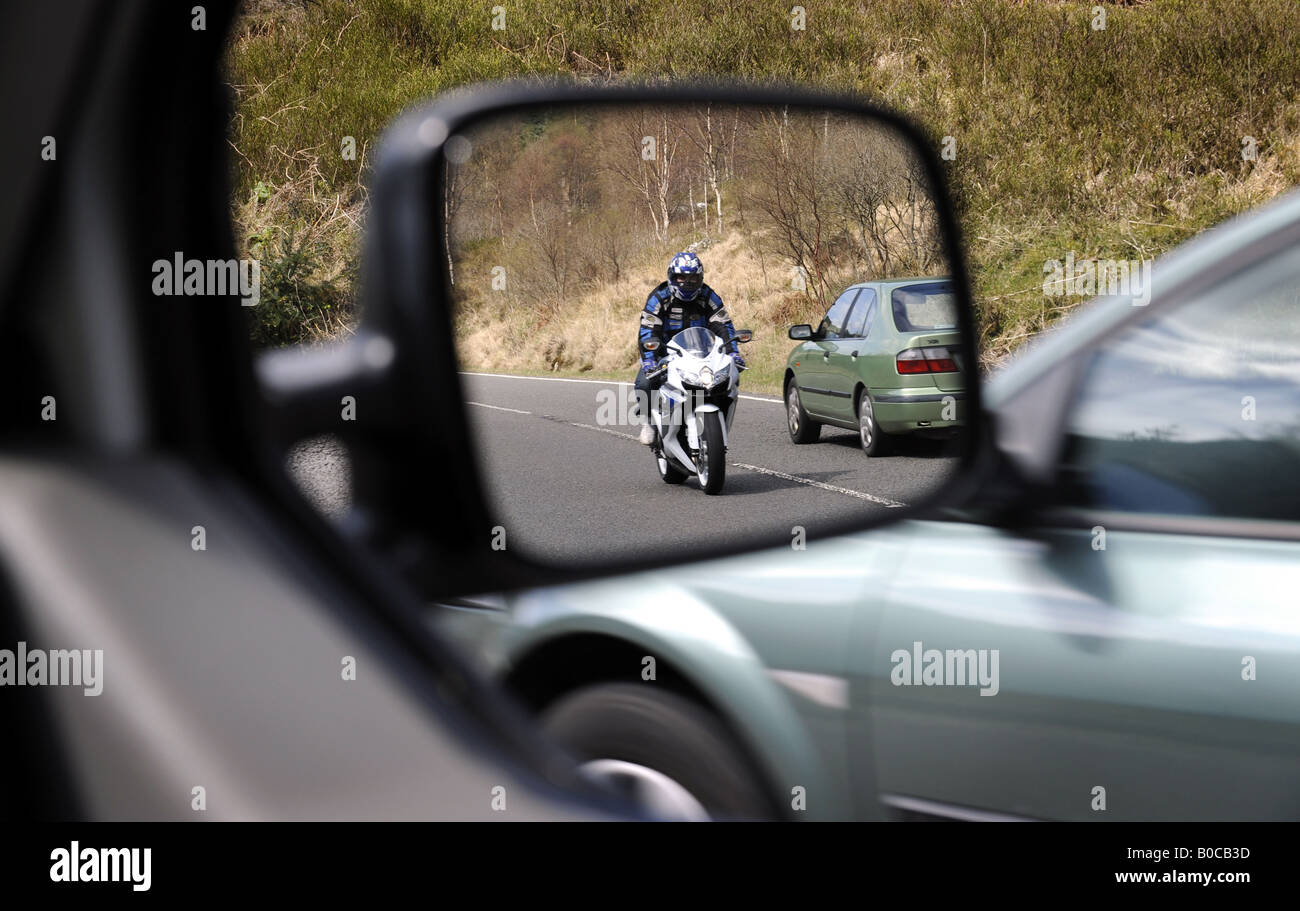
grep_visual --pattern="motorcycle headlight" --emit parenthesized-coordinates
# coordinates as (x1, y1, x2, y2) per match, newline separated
(699, 367, 714, 386)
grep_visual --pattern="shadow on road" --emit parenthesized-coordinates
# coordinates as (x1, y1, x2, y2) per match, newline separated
(819, 429, 961, 460)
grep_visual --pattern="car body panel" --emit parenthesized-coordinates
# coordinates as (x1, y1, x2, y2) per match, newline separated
(441, 508, 1300, 821)
(862, 520, 1300, 820)
(822, 337, 861, 421)
(794, 286, 859, 419)
(433, 533, 910, 820)
(800, 337, 843, 419)
(821, 288, 874, 419)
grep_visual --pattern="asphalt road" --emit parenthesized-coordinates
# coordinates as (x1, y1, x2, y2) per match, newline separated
(461, 372, 961, 563)
(286, 434, 352, 520)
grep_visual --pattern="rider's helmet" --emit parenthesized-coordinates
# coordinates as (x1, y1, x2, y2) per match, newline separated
(667, 251, 704, 302)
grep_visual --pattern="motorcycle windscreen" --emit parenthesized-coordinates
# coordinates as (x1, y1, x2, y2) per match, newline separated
(668, 327, 717, 356)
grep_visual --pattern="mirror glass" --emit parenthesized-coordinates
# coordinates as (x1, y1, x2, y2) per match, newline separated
(444, 102, 967, 564)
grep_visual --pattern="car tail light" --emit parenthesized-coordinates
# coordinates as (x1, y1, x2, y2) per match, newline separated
(896, 347, 959, 374)
(922, 347, 959, 372)
(896, 348, 929, 374)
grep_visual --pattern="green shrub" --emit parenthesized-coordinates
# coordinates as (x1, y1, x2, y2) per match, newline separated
(247, 225, 352, 347)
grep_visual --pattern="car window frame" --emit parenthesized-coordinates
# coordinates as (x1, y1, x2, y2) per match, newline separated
(1058, 252, 1300, 525)
(818, 287, 860, 340)
(843, 288, 877, 339)
(1039, 235, 1300, 542)
(890, 280, 959, 333)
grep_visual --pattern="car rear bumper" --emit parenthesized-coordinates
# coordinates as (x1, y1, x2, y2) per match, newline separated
(873, 390, 966, 433)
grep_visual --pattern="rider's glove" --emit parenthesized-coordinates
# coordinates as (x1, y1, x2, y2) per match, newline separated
(731, 352, 747, 369)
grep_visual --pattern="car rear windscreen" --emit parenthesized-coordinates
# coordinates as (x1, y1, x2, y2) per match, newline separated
(892, 282, 957, 332)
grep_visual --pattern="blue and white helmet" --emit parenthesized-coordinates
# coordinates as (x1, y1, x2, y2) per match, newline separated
(667, 251, 704, 302)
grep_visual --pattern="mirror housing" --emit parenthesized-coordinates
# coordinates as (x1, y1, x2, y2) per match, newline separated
(734, 329, 754, 344)
(258, 81, 986, 599)
(788, 324, 813, 340)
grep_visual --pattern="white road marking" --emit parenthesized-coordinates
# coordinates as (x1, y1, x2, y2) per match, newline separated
(733, 461, 906, 507)
(466, 372, 908, 507)
(462, 370, 783, 404)
(467, 401, 531, 414)
(555, 420, 907, 507)
(569, 422, 638, 441)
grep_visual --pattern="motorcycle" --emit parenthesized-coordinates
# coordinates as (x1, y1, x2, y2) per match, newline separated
(641, 326, 753, 495)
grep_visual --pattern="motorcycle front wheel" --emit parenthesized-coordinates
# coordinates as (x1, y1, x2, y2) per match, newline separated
(696, 411, 726, 495)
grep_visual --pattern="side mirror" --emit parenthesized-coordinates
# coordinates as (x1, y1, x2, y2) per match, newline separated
(265, 82, 984, 598)
(734, 329, 754, 344)
(642, 338, 660, 352)
(788, 324, 813, 341)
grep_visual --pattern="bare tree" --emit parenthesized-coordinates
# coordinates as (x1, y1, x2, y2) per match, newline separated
(604, 109, 678, 241)
(678, 103, 726, 234)
(446, 104, 942, 335)
(834, 134, 941, 276)
(741, 109, 835, 306)
(443, 159, 466, 286)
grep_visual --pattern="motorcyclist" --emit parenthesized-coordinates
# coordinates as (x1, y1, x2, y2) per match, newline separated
(635, 251, 744, 444)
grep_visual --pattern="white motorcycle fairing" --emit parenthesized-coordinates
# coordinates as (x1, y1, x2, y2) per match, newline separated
(645, 327, 741, 493)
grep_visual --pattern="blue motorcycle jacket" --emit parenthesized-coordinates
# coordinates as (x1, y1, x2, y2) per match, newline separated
(638, 281, 739, 371)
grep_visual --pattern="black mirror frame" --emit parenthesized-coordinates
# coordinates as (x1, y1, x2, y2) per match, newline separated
(262, 80, 990, 600)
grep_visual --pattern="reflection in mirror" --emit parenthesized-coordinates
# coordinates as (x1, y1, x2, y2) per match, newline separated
(444, 103, 966, 564)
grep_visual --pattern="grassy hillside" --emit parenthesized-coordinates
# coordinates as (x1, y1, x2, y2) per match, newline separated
(226, 0, 1300, 378)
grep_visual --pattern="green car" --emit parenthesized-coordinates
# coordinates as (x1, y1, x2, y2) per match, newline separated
(784, 278, 966, 455)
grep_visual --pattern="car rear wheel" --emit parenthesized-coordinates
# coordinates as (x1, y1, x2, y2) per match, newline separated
(857, 388, 888, 456)
(786, 381, 821, 443)
(540, 683, 775, 820)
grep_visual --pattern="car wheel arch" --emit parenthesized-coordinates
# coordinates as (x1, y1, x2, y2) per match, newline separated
(505, 632, 711, 714)
(853, 382, 873, 417)
(502, 632, 793, 817)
